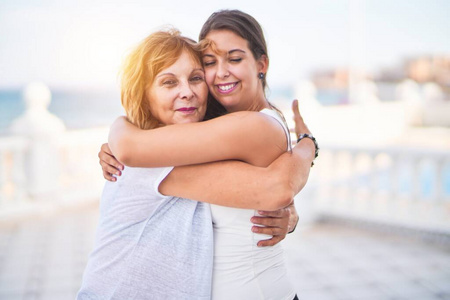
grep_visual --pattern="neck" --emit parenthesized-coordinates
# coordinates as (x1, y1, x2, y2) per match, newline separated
(227, 90, 271, 113)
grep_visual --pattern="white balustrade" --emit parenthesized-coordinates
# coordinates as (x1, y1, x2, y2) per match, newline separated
(311, 145, 450, 233)
(1, 82, 108, 208)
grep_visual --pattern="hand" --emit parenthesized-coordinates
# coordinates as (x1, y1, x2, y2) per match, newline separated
(287, 203, 299, 233)
(98, 143, 124, 181)
(291, 99, 312, 138)
(250, 208, 290, 247)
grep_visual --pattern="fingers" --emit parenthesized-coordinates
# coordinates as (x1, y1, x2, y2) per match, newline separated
(251, 208, 290, 247)
(257, 208, 290, 218)
(102, 170, 117, 182)
(98, 142, 123, 182)
(98, 144, 124, 172)
(101, 143, 113, 155)
(252, 225, 286, 236)
(292, 99, 300, 120)
(257, 235, 284, 247)
(101, 160, 122, 177)
(291, 99, 311, 136)
(251, 215, 288, 228)
(99, 153, 124, 172)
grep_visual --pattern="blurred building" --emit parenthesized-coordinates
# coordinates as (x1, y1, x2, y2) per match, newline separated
(406, 56, 450, 89)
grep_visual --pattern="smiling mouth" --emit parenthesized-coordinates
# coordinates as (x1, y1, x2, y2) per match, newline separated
(216, 82, 238, 94)
(177, 107, 197, 114)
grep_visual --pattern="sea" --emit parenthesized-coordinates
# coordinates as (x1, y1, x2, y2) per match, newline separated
(0, 88, 124, 134)
(0, 83, 398, 134)
(0, 85, 306, 134)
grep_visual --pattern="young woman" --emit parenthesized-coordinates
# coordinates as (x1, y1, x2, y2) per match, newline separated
(98, 10, 317, 300)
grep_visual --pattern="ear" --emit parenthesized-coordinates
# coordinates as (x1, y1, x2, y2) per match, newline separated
(257, 54, 269, 74)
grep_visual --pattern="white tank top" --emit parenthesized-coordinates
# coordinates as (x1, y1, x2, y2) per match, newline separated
(210, 108, 295, 300)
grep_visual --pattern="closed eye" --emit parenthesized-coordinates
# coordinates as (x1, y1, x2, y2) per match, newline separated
(230, 58, 242, 63)
(203, 60, 216, 67)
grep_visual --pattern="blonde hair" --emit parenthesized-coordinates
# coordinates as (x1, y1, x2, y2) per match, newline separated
(120, 29, 202, 129)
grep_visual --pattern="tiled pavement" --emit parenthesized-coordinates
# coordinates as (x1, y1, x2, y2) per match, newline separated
(0, 203, 449, 300)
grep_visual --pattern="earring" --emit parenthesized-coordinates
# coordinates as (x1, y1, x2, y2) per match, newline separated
(258, 72, 265, 79)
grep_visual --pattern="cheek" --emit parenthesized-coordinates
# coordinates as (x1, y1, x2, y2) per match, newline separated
(204, 69, 215, 87)
(196, 84, 209, 110)
(150, 93, 174, 119)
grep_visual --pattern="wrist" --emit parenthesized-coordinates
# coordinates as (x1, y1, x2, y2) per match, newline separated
(297, 133, 319, 167)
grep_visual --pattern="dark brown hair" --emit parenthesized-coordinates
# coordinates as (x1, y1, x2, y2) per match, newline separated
(200, 10, 291, 148)
(199, 9, 268, 90)
(200, 9, 270, 120)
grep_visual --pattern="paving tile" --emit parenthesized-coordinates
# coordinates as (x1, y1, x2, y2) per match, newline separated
(1, 205, 450, 300)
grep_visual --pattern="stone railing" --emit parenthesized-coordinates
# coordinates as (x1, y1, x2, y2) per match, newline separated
(309, 145, 450, 233)
(0, 82, 108, 217)
(0, 128, 108, 206)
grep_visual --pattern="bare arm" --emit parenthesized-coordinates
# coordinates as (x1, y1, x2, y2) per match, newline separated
(108, 111, 286, 168)
(159, 137, 315, 211)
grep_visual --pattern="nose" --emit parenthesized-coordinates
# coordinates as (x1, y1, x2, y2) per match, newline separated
(216, 61, 229, 79)
(179, 81, 194, 100)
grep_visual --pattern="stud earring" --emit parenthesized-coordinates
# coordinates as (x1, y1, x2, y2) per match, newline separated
(258, 72, 265, 79)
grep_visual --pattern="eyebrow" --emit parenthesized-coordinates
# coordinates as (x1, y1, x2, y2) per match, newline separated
(156, 72, 175, 78)
(228, 49, 246, 55)
(202, 49, 246, 58)
(156, 68, 204, 78)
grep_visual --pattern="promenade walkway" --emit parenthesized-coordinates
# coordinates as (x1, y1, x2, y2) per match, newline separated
(0, 203, 449, 300)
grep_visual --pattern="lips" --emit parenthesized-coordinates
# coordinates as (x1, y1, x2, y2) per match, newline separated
(176, 107, 197, 114)
(216, 82, 238, 94)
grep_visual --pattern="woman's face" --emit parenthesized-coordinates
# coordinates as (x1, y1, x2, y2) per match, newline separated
(147, 51, 208, 125)
(202, 30, 267, 112)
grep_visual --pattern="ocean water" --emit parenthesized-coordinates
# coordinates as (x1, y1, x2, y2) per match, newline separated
(0, 88, 124, 134)
(0, 82, 409, 134)
(0, 86, 301, 134)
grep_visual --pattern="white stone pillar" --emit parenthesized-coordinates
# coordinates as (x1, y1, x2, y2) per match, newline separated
(9, 82, 66, 199)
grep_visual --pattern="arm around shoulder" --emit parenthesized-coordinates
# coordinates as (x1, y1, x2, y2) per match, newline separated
(108, 111, 287, 168)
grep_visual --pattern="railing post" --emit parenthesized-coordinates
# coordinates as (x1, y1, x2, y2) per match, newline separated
(9, 82, 66, 200)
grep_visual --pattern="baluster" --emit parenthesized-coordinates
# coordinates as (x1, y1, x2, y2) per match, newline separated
(402, 154, 419, 224)
(374, 152, 390, 219)
(12, 147, 27, 202)
(389, 152, 403, 218)
(342, 150, 358, 214)
(366, 152, 377, 217)
(428, 157, 444, 226)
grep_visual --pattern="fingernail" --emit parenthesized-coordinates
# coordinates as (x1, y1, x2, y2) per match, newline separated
(112, 177, 116, 182)
(258, 211, 265, 215)
(252, 227, 259, 233)
(120, 165, 124, 170)
(116, 171, 121, 176)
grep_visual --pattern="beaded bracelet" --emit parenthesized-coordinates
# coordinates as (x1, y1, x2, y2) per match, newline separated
(297, 133, 319, 167)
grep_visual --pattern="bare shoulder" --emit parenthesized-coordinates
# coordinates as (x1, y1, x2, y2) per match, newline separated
(204, 110, 287, 166)
(208, 110, 285, 134)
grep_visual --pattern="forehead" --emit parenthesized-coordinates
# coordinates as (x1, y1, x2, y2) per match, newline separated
(203, 30, 249, 54)
(160, 50, 203, 73)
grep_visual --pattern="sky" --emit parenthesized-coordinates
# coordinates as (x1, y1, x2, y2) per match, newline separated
(0, 0, 449, 90)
